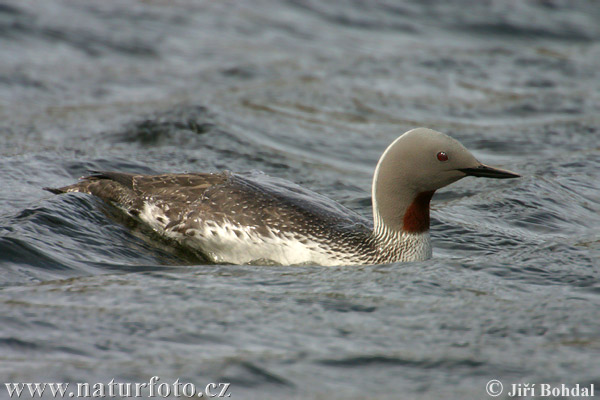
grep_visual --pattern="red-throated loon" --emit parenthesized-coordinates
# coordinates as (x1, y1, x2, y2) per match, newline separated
(45, 128, 520, 265)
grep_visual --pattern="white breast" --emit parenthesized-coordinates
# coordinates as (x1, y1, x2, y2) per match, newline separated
(182, 220, 346, 265)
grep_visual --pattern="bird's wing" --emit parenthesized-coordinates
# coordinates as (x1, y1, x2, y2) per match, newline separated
(47, 170, 371, 235)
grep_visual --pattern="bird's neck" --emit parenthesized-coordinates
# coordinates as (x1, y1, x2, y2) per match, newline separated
(400, 191, 435, 233)
(373, 191, 435, 247)
(373, 190, 435, 240)
(371, 190, 434, 263)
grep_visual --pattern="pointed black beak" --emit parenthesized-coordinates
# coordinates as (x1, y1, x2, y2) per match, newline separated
(458, 164, 520, 179)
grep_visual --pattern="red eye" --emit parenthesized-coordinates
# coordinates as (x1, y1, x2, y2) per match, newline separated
(437, 151, 449, 162)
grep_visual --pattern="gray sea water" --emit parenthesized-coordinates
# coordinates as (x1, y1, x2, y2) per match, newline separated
(1, 1, 599, 399)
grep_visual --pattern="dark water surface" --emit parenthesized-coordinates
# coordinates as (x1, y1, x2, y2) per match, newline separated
(1, 1, 599, 399)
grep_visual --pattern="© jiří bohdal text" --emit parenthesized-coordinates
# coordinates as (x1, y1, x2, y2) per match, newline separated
(508, 382, 594, 398)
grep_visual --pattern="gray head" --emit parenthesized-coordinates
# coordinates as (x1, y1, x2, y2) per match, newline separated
(372, 128, 519, 234)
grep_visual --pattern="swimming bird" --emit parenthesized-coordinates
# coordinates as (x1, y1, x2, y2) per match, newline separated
(45, 128, 519, 266)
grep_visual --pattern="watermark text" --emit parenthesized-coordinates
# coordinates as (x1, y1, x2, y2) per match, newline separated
(486, 380, 594, 398)
(5, 377, 231, 398)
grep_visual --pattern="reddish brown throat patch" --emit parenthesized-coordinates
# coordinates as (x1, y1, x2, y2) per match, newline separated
(402, 191, 435, 233)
